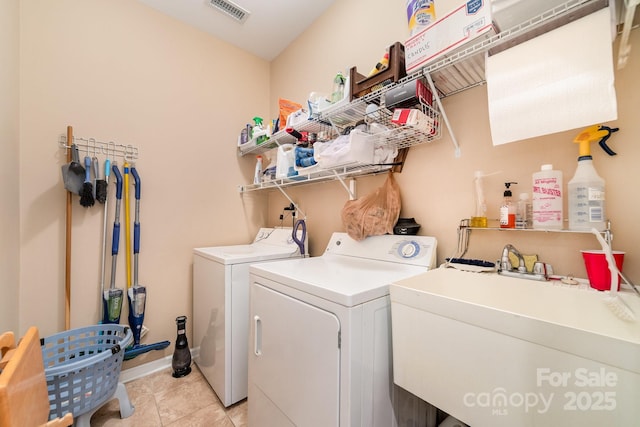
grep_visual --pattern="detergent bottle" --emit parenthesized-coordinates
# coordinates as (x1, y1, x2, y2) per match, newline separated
(567, 125, 618, 231)
(368, 52, 389, 77)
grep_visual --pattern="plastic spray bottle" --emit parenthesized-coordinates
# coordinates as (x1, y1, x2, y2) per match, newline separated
(331, 71, 346, 103)
(253, 155, 263, 184)
(471, 171, 488, 227)
(499, 182, 517, 229)
(568, 125, 618, 231)
(252, 117, 268, 145)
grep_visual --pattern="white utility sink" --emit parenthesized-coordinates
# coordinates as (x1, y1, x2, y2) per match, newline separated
(390, 267, 640, 427)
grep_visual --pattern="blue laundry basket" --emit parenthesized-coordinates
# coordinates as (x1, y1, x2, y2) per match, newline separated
(41, 324, 133, 423)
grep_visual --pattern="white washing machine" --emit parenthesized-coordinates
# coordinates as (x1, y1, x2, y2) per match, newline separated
(248, 232, 437, 427)
(193, 227, 306, 407)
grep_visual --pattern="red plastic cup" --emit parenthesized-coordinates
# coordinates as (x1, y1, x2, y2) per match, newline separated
(581, 250, 625, 291)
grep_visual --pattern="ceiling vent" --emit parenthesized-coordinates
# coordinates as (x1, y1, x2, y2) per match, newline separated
(207, 0, 250, 23)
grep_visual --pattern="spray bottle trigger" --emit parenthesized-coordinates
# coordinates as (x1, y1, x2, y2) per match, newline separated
(597, 125, 619, 156)
(573, 125, 619, 157)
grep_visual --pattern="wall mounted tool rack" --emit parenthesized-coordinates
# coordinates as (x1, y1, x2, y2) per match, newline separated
(58, 134, 139, 161)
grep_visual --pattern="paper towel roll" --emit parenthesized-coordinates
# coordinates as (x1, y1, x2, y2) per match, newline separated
(486, 8, 617, 146)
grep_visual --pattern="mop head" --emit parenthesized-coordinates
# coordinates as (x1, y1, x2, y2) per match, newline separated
(95, 179, 107, 204)
(80, 181, 95, 207)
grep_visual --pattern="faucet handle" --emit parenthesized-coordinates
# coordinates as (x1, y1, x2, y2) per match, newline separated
(533, 262, 553, 278)
(500, 245, 512, 271)
(533, 262, 546, 276)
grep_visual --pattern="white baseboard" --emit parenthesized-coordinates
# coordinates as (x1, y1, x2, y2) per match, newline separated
(119, 347, 199, 383)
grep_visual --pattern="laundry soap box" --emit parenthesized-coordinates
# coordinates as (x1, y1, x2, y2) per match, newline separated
(405, 0, 495, 73)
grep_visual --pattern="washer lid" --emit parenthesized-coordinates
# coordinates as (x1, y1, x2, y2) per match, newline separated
(193, 227, 302, 264)
(250, 255, 429, 307)
(194, 244, 299, 264)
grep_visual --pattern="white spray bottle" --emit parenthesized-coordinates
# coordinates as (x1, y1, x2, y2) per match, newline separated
(253, 155, 263, 184)
(568, 125, 618, 231)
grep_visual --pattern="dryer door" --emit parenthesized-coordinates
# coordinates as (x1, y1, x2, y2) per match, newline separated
(249, 282, 340, 427)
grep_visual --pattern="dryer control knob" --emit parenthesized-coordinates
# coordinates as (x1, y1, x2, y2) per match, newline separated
(398, 241, 420, 258)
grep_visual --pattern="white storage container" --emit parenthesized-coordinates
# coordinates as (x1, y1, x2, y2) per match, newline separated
(316, 130, 374, 169)
(275, 144, 295, 179)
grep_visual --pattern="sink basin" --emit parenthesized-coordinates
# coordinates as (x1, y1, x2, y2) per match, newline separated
(390, 267, 640, 426)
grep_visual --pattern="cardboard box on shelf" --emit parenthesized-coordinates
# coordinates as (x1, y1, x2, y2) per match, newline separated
(405, 0, 495, 74)
(391, 108, 436, 135)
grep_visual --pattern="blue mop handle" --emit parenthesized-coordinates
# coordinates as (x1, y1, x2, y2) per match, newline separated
(84, 156, 92, 182)
(112, 164, 123, 199)
(111, 165, 123, 256)
(131, 167, 141, 256)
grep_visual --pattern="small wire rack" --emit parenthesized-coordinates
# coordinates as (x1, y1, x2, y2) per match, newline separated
(41, 324, 133, 420)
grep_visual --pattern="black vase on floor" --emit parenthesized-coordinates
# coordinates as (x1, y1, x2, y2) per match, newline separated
(172, 315, 192, 378)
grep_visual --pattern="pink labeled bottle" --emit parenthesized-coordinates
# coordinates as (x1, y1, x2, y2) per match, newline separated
(532, 164, 563, 229)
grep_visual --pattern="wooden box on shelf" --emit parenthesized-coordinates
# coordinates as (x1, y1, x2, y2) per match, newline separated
(349, 42, 406, 100)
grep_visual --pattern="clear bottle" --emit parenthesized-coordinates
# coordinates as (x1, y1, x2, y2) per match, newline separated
(516, 192, 531, 229)
(499, 182, 517, 229)
(532, 164, 563, 229)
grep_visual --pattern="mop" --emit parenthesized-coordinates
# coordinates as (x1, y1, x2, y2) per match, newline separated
(102, 163, 124, 324)
(124, 165, 169, 360)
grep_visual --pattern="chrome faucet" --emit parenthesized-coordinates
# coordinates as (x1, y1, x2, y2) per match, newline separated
(498, 244, 549, 281)
(500, 244, 527, 273)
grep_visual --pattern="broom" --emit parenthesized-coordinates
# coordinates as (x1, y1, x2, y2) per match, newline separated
(79, 155, 95, 207)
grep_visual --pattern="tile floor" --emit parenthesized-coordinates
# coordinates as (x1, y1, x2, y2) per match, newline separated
(91, 365, 247, 426)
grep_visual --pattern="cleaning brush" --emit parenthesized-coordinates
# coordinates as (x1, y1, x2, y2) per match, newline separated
(79, 155, 95, 207)
(592, 228, 635, 322)
(94, 156, 107, 204)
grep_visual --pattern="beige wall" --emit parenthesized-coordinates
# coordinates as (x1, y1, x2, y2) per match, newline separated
(268, 0, 640, 280)
(8, 0, 640, 366)
(0, 0, 20, 334)
(17, 0, 269, 366)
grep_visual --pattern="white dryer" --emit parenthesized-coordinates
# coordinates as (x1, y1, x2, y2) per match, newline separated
(193, 227, 306, 407)
(248, 232, 437, 427)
